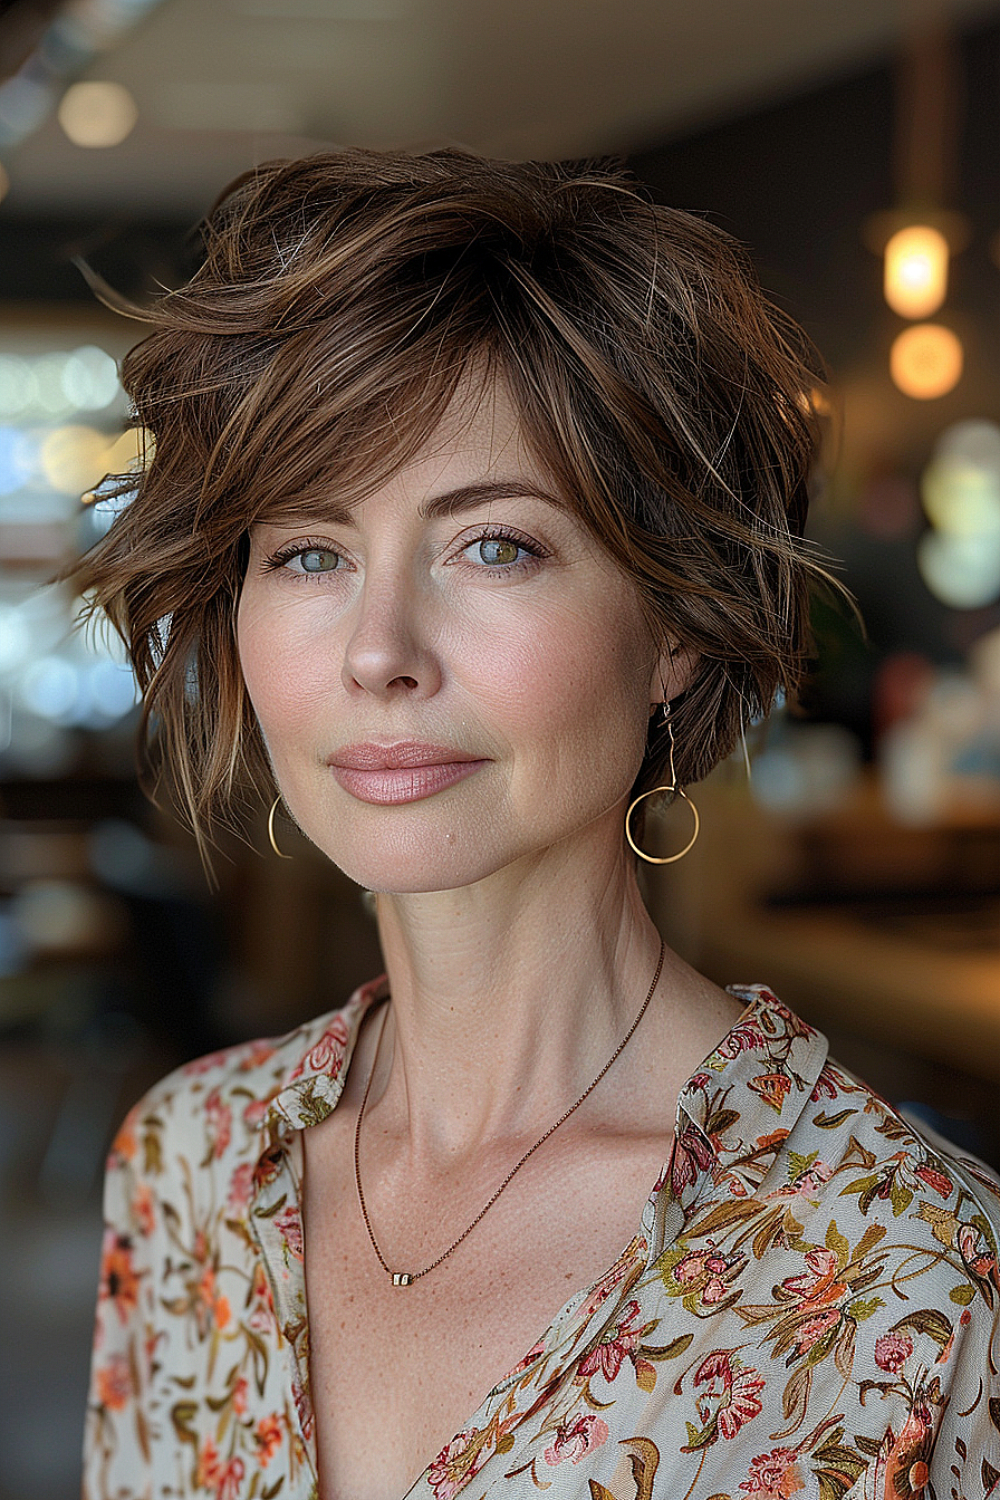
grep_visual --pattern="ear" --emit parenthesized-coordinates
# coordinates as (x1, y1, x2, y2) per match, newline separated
(647, 640, 699, 713)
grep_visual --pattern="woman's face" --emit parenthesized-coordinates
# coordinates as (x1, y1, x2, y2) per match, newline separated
(237, 379, 674, 893)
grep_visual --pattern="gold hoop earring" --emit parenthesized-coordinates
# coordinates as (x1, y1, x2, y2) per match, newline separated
(627, 701, 700, 864)
(268, 796, 292, 860)
(625, 785, 700, 864)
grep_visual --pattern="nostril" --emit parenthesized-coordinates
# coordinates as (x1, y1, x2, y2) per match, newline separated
(389, 676, 419, 690)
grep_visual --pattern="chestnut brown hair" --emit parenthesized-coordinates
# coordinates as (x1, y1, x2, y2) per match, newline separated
(72, 147, 832, 854)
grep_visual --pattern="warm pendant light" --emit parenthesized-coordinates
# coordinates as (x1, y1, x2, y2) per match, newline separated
(884, 225, 949, 318)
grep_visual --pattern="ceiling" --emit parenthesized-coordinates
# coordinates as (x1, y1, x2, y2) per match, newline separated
(4, 0, 1000, 216)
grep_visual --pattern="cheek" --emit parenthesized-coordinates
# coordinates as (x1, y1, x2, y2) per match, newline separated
(469, 596, 651, 780)
(236, 594, 341, 756)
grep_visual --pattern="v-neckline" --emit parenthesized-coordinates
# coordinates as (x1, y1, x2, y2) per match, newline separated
(268, 980, 768, 1500)
(335, 988, 687, 1500)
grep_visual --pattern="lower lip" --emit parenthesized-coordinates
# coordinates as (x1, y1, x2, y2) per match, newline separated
(329, 760, 487, 806)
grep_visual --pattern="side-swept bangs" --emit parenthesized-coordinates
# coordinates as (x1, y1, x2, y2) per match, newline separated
(70, 148, 830, 856)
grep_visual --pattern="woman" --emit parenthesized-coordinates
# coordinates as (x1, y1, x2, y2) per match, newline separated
(80, 150, 999, 1500)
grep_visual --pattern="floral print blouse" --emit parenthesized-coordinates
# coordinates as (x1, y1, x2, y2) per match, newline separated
(84, 979, 1000, 1500)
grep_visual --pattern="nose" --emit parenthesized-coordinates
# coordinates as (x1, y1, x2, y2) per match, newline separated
(341, 572, 442, 701)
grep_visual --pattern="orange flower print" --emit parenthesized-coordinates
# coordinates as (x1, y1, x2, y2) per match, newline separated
(781, 1247, 846, 1309)
(232, 1376, 248, 1415)
(739, 1446, 805, 1497)
(133, 1181, 155, 1236)
(543, 1414, 609, 1465)
(255, 1414, 282, 1465)
(748, 1073, 791, 1112)
(239, 1038, 277, 1071)
(196, 1437, 245, 1500)
(95, 1354, 132, 1412)
(880, 1375, 945, 1500)
(111, 1111, 138, 1163)
(198, 1267, 230, 1329)
(99, 1230, 140, 1324)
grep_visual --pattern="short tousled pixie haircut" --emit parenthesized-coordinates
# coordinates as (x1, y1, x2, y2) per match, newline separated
(74, 147, 830, 852)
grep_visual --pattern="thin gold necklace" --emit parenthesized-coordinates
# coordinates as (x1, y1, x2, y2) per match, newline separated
(353, 939, 666, 1287)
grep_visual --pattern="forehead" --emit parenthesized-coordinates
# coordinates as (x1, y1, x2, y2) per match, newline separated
(251, 368, 568, 529)
(387, 372, 541, 495)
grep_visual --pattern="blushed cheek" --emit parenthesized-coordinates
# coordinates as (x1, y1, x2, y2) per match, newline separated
(236, 600, 322, 763)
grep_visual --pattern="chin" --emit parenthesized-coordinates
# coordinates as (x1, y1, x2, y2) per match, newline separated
(306, 819, 515, 896)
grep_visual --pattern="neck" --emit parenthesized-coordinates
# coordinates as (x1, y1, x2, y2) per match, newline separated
(365, 816, 667, 1159)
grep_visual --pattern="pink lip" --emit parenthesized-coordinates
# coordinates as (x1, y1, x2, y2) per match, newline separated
(327, 742, 488, 806)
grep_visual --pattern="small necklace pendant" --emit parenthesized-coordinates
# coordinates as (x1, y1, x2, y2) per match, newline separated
(391, 1272, 414, 1287)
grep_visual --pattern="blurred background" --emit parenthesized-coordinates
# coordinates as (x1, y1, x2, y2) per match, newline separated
(0, 0, 999, 1494)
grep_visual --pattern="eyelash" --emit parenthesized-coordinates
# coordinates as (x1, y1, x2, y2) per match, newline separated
(261, 526, 549, 580)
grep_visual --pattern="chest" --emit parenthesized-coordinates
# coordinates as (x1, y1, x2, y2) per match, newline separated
(301, 1109, 673, 1500)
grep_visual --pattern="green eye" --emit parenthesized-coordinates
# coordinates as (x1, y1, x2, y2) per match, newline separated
(477, 537, 521, 566)
(295, 548, 340, 573)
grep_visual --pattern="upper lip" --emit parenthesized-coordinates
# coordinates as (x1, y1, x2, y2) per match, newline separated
(328, 741, 483, 770)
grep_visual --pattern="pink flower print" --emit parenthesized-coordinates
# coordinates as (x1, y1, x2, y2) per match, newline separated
(875, 1331, 914, 1374)
(577, 1300, 645, 1383)
(693, 1351, 766, 1441)
(688, 1072, 712, 1091)
(576, 1245, 640, 1321)
(287, 1014, 350, 1082)
(671, 1245, 745, 1309)
(914, 1163, 953, 1197)
(719, 1367, 766, 1439)
(739, 1446, 805, 1497)
(715, 1019, 766, 1059)
(695, 1351, 735, 1388)
(671, 1125, 715, 1191)
(247, 1263, 275, 1334)
(196, 1440, 244, 1499)
(789, 1308, 840, 1360)
(273, 1204, 303, 1261)
(217, 1458, 245, 1500)
(226, 1162, 255, 1216)
(232, 1376, 248, 1415)
(702, 1259, 732, 1305)
(427, 1428, 488, 1500)
(674, 1249, 709, 1285)
(204, 1089, 232, 1159)
(184, 1046, 236, 1077)
(781, 1247, 846, 1308)
(543, 1414, 610, 1466)
(243, 1097, 270, 1129)
(810, 1069, 839, 1102)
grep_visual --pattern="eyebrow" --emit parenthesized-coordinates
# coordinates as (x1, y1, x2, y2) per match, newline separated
(419, 480, 567, 520)
(261, 480, 568, 528)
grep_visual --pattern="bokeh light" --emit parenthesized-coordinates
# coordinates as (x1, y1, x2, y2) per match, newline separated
(889, 324, 963, 400)
(917, 419, 1000, 609)
(883, 225, 949, 318)
(57, 81, 138, 148)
